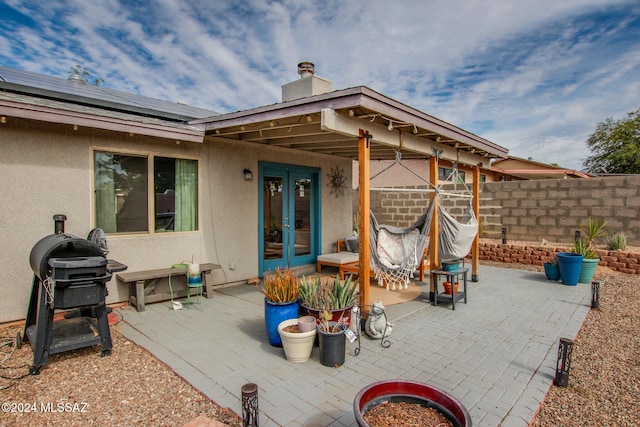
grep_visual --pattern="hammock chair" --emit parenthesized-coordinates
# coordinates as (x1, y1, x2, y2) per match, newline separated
(437, 165, 478, 260)
(438, 200, 478, 260)
(369, 196, 436, 291)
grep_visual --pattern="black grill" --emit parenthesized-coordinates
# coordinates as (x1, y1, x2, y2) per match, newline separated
(22, 215, 125, 375)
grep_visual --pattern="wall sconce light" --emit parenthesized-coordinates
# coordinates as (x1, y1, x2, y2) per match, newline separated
(387, 120, 393, 131)
(0, 116, 6, 124)
(243, 169, 253, 181)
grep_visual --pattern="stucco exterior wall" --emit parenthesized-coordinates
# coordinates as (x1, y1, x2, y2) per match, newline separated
(0, 120, 353, 323)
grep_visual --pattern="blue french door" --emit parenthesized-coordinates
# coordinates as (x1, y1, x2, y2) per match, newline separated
(259, 162, 320, 275)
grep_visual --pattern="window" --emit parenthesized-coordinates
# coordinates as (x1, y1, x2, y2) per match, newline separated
(94, 152, 198, 233)
(480, 174, 486, 183)
(438, 167, 465, 183)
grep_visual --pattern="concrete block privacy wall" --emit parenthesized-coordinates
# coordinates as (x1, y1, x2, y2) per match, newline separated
(356, 176, 640, 274)
(479, 175, 640, 246)
(359, 176, 640, 246)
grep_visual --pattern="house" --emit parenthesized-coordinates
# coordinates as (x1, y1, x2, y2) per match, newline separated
(491, 156, 591, 180)
(0, 63, 508, 322)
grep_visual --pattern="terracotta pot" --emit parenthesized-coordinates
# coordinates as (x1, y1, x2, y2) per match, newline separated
(443, 281, 459, 295)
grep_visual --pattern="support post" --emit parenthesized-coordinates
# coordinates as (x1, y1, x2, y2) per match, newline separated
(358, 130, 371, 308)
(428, 156, 439, 301)
(472, 165, 480, 282)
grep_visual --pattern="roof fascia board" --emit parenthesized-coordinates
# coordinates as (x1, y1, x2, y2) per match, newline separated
(196, 92, 366, 130)
(1, 99, 205, 143)
(0, 80, 215, 121)
(195, 86, 507, 158)
(321, 108, 489, 167)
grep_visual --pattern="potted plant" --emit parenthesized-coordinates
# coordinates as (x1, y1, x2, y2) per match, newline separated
(298, 274, 358, 326)
(543, 257, 560, 281)
(262, 268, 299, 347)
(317, 309, 348, 367)
(277, 318, 316, 363)
(573, 217, 607, 284)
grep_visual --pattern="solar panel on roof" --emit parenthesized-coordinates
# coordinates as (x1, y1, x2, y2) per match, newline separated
(0, 65, 219, 121)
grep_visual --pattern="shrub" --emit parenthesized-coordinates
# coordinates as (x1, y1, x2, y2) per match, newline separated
(607, 232, 627, 251)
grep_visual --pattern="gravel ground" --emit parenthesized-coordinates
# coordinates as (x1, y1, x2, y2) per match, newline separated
(1, 242, 638, 427)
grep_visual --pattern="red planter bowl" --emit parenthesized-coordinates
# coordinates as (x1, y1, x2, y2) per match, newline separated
(354, 379, 472, 427)
(300, 304, 352, 327)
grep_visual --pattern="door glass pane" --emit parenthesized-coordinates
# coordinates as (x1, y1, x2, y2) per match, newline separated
(264, 176, 284, 260)
(294, 178, 311, 256)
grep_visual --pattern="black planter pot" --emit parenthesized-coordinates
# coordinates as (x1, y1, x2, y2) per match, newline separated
(317, 322, 346, 367)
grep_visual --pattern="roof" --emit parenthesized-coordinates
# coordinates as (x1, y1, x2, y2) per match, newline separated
(193, 86, 509, 165)
(0, 65, 218, 121)
(491, 156, 592, 179)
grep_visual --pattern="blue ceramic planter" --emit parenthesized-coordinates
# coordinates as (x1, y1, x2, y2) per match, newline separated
(543, 262, 560, 281)
(264, 298, 299, 347)
(557, 252, 583, 286)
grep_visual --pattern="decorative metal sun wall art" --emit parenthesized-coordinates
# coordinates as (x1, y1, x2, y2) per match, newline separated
(326, 165, 347, 197)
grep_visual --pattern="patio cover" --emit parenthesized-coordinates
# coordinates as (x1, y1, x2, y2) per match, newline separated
(192, 86, 509, 305)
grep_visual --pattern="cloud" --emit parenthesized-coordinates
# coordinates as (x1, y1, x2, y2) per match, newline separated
(1, 0, 639, 170)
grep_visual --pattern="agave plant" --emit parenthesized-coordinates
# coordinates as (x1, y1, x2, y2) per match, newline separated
(261, 268, 299, 303)
(298, 274, 358, 310)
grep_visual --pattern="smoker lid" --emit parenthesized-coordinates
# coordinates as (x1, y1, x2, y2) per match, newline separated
(48, 256, 108, 269)
(30, 233, 104, 281)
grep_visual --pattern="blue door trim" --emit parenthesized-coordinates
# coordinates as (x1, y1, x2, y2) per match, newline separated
(259, 162, 321, 276)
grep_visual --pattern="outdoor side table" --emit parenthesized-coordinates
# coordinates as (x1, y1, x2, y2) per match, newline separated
(431, 267, 469, 310)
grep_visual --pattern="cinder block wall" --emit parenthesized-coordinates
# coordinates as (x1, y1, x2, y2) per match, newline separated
(357, 176, 640, 246)
(479, 175, 640, 246)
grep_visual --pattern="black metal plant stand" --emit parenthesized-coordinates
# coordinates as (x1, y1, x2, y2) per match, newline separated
(353, 304, 391, 356)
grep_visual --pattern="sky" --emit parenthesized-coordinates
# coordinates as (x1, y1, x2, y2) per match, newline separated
(1, 0, 639, 171)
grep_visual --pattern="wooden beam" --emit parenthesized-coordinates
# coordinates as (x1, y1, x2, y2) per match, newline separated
(429, 156, 439, 301)
(358, 129, 371, 308)
(472, 165, 480, 281)
(321, 108, 491, 168)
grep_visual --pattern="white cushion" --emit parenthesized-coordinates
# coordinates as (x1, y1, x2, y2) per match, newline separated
(317, 252, 359, 264)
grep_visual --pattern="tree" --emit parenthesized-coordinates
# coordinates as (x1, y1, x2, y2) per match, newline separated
(583, 109, 640, 174)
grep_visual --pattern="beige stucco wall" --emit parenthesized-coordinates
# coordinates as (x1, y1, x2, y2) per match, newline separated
(0, 119, 353, 323)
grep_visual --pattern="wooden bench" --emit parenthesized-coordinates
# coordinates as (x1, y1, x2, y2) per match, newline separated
(116, 263, 221, 312)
